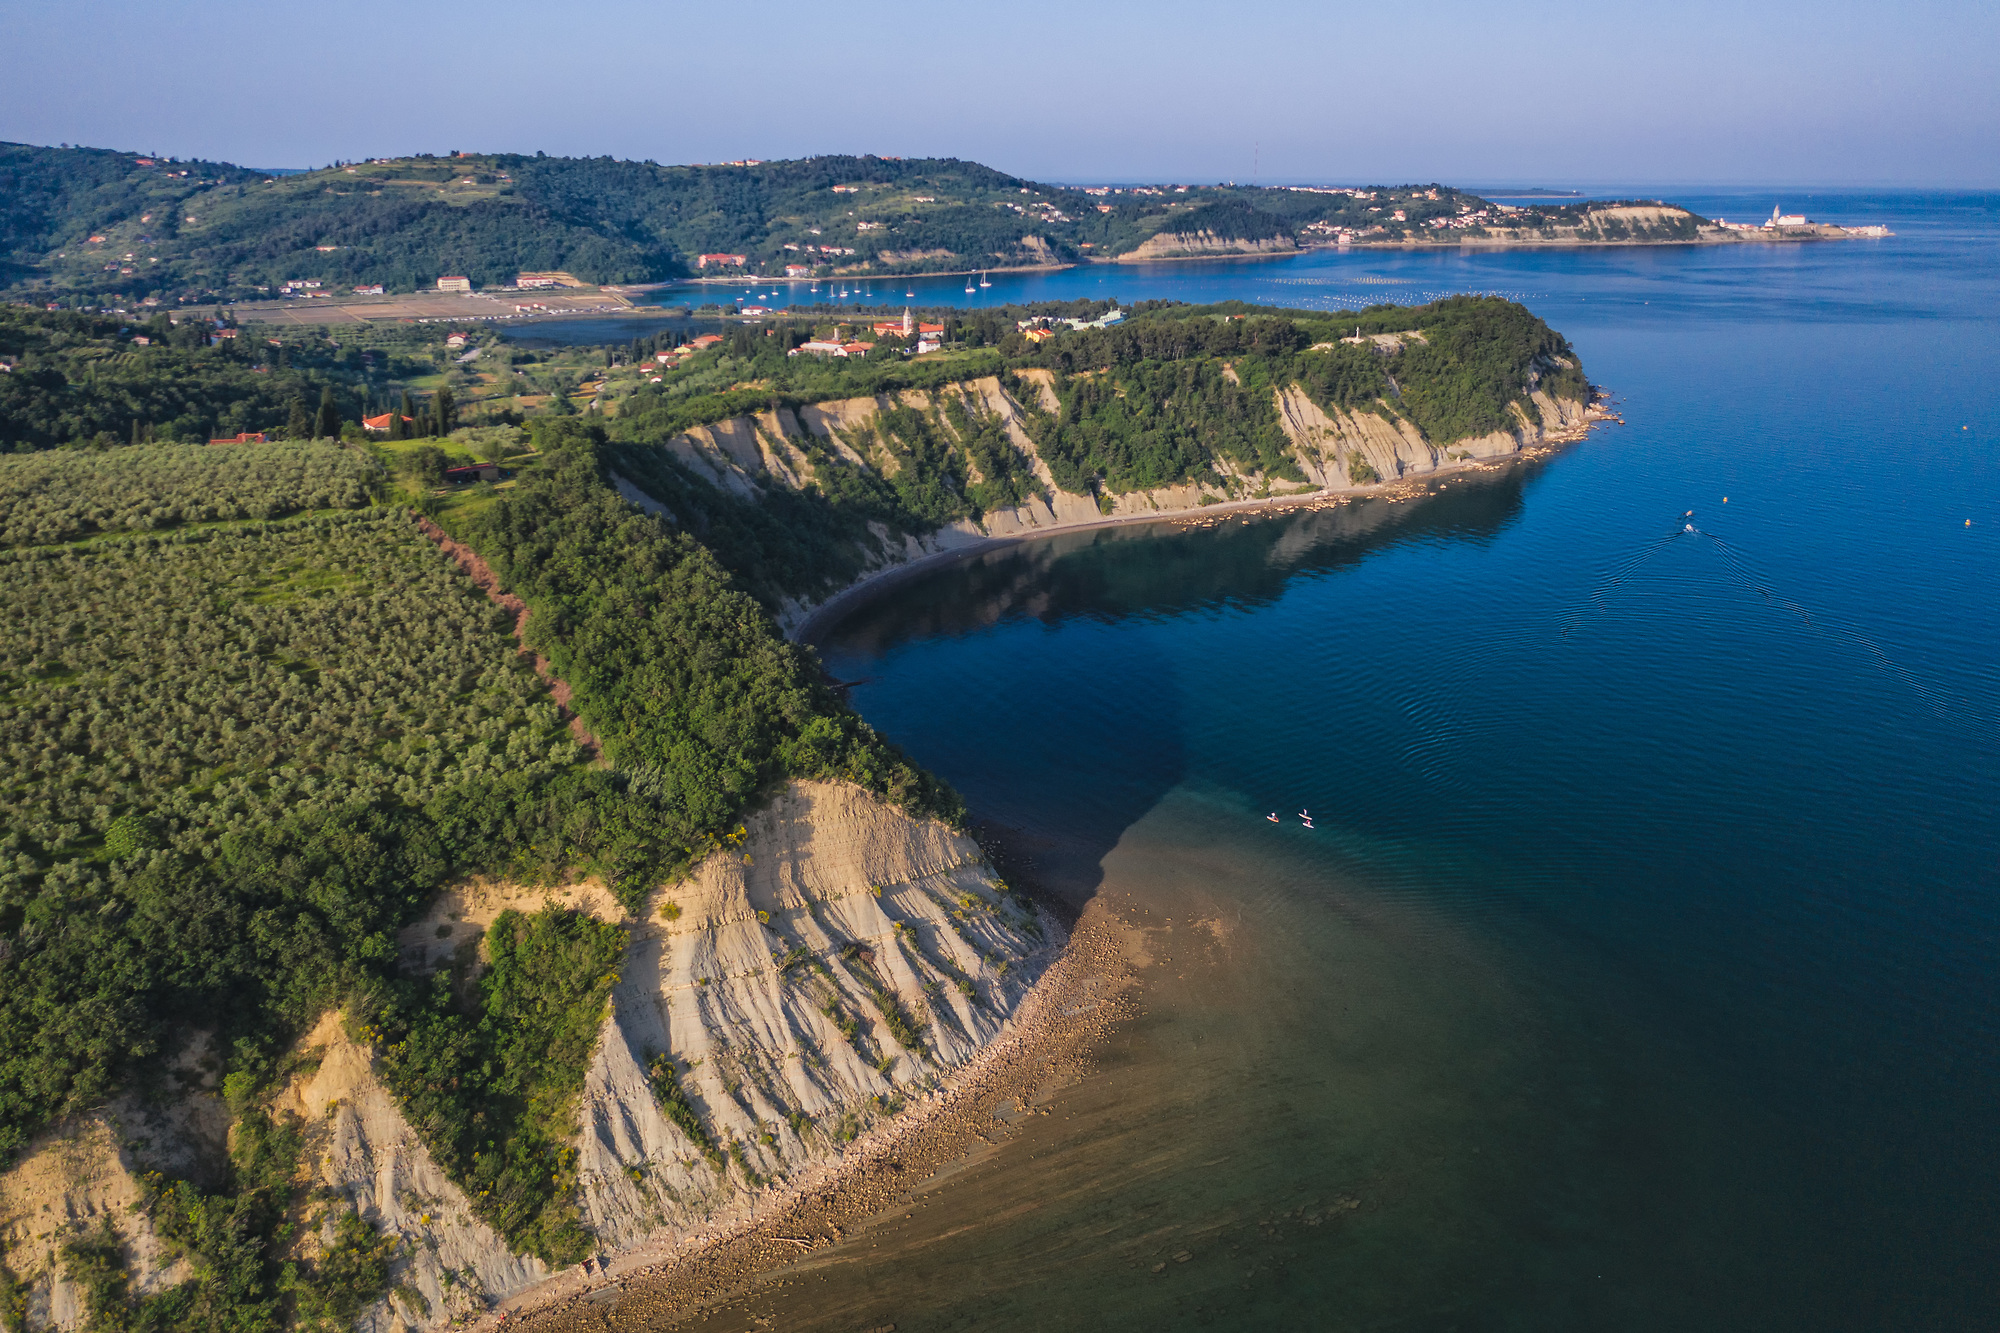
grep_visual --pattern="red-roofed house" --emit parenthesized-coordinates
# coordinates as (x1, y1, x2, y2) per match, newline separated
(362, 413, 414, 434)
(207, 433, 268, 445)
(689, 334, 725, 350)
(697, 254, 747, 268)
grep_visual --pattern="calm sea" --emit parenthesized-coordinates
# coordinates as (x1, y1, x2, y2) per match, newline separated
(664, 191, 2000, 1331)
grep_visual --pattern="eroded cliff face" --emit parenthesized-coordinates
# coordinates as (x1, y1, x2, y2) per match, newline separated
(271, 1015, 552, 1331)
(617, 371, 1593, 634)
(0, 1116, 196, 1330)
(0, 1028, 238, 1333)
(1, 782, 1055, 1331)
(573, 779, 1058, 1250)
(1122, 229, 1299, 260)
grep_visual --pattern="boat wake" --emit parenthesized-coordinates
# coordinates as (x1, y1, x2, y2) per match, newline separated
(1567, 511, 1997, 744)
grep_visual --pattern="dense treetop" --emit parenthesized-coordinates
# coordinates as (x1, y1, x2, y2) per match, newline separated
(0, 304, 435, 449)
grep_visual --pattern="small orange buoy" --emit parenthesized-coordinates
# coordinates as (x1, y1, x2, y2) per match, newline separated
(1722, 496, 1729, 503)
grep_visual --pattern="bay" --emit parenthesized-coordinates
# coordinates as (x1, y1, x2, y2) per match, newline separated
(650, 190, 2000, 1330)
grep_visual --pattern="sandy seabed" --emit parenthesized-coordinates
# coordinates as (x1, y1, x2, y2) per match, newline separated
(489, 902, 1134, 1332)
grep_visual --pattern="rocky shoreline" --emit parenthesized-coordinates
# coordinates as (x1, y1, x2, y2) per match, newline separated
(789, 392, 1616, 645)
(487, 899, 1134, 1332)
(484, 391, 1617, 1333)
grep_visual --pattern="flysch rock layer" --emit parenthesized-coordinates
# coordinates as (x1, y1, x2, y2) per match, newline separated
(271, 1013, 551, 1331)
(5, 781, 1056, 1332)
(0, 1116, 194, 1331)
(574, 779, 1059, 1251)
(1121, 229, 1300, 260)
(622, 372, 1593, 635)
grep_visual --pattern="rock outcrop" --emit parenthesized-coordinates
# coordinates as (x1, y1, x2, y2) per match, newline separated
(573, 780, 1058, 1249)
(620, 372, 1594, 635)
(1121, 229, 1298, 260)
(272, 1015, 551, 1331)
(0, 1116, 195, 1330)
(0, 781, 1055, 1332)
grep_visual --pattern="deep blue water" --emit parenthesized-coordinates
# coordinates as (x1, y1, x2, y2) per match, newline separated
(678, 192, 2000, 1331)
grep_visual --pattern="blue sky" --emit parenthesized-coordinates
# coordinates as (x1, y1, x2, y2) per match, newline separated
(2, 0, 1994, 186)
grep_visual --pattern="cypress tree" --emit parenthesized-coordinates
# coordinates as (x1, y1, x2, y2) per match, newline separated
(285, 397, 311, 440)
(399, 390, 416, 440)
(435, 386, 455, 436)
(314, 386, 341, 440)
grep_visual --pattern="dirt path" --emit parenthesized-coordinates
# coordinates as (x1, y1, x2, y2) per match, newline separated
(410, 511, 603, 759)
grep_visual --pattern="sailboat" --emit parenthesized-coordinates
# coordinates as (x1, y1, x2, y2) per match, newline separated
(964, 275, 976, 294)
(1266, 812, 1280, 824)
(979, 270, 992, 288)
(905, 287, 914, 298)
(1299, 809, 1314, 829)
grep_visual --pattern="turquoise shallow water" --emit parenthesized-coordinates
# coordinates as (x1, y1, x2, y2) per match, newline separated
(669, 192, 2000, 1330)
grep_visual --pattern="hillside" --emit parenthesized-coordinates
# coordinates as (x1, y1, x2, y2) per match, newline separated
(0, 297, 1595, 1330)
(592, 297, 1594, 615)
(2, 141, 1726, 309)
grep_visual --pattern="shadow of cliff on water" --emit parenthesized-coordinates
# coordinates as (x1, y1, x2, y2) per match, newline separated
(809, 463, 1541, 916)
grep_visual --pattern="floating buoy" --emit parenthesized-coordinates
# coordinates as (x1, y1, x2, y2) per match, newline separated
(1722, 496, 1729, 503)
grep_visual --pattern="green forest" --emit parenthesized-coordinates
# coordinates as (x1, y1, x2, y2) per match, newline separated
(0, 427, 956, 1326)
(0, 305, 446, 450)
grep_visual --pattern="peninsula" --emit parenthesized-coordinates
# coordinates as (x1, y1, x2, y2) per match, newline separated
(0, 294, 1602, 1331)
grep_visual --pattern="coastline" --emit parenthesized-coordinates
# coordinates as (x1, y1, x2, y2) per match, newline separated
(491, 397, 1613, 1329)
(667, 229, 1889, 296)
(464, 391, 1612, 1331)
(493, 898, 1134, 1332)
(792, 401, 1614, 647)
(671, 262, 1072, 286)
(225, 229, 1884, 327)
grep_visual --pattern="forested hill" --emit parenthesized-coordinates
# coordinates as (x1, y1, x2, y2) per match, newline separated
(0, 294, 1592, 1326)
(594, 297, 1592, 608)
(1, 141, 1709, 308)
